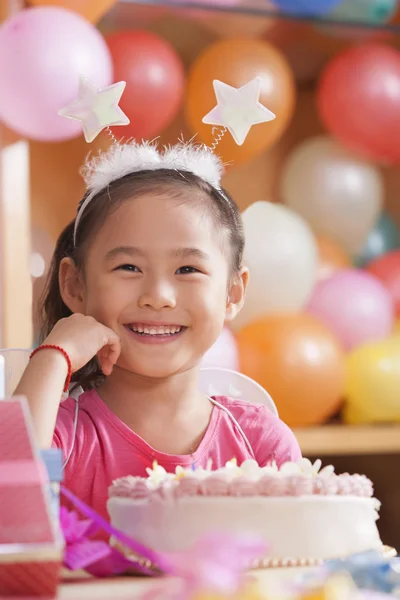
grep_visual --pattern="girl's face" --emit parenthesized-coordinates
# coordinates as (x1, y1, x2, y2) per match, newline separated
(63, 193, 247, 379)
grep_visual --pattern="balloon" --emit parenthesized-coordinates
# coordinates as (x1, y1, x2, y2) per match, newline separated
(393, 318, 400, 334)
(185, 39, 296, 165)
(273, 0, 341, 16)
(232, 202, 317, 332)
(27, 0, 116, 23)
(0, 7, 113, 142)
(316, 235, 351, 281)
(355, 212, 400, 267)
(236, 314, 345, 427)
(317, 44, 400, 164)
(307, 269, 395, 351)
(326, 0, 397, 25)
(106, 31, 184, 140)
(280, 136, 384, 255)
(201, 328, 239, 371)
(344, 338, 400, 424)
(366, 250, 400, 316)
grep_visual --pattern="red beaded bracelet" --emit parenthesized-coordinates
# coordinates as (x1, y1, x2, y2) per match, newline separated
(30, 344, 72, 393)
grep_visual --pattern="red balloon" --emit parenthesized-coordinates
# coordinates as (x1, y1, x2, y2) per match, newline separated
(317, 43, 400, 164)
(367, 250, 400, 316)
(106, 31, 184, 140)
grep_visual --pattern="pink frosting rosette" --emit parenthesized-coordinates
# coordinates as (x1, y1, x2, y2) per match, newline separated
(175, 476, 202, 497)
(287, 475, 314, 496)
(109, 476, 151, 500)
(230, 476, 256, 497)
(202, 474, 230, 496)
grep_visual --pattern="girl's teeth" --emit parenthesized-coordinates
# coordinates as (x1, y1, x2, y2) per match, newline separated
(130, 325, 182, 336)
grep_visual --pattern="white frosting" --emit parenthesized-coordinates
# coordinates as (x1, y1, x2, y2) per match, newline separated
(108, 495, 382, 561)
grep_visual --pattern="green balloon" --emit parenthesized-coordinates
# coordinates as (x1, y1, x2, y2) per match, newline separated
(355, 212, 400, 268)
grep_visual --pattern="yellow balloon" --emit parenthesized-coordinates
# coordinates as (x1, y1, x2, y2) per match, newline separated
(344, 338, 400, 424)
(393, 318, 400, 335)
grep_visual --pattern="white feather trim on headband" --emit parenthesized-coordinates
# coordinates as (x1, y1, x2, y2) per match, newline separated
(74, 139, 225, 245)
(81, 140, 224, 196)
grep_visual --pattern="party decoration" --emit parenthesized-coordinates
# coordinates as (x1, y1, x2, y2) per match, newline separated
(366, 250, 400, 316)
(236, 313, 345, 427)
(60, 507, 128, 573)
(163, 533, 266, 599)
(232, 202, 317, 332)
(273, 0, 341, 16)
(27, 0, 116, 23)
(355, 212, 400, 267)
(317, 44, 400, 164)
(326, 0, 397, 26)
(325, 550, 400, 594)
(203, 78, 276, 146)
(316, 235, 351, 281)
(394, 318, 400, 334)
(60, 486, 166, 575)
(201, 328, 239, 371)
(344, 337, 400, 424)
(0, 7, 113, 142)
(280, 137, 383, 255)
(106, 31, 184, 140)
(185, 39, 295, 164)
(59, 77, 129, 143)
(307, 269, 395, 351)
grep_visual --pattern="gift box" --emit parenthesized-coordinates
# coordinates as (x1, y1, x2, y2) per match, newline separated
(0, 398, 63, 597)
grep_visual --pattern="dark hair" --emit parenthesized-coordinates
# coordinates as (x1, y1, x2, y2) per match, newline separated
(39, 169, 244, 390)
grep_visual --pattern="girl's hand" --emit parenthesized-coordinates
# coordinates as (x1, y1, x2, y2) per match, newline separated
(43, 313, 121, 376)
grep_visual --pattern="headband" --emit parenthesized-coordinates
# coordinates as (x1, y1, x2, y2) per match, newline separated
(58, 75, 276, 245)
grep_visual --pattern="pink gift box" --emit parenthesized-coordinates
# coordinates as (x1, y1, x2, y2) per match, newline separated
(0, 398, 63, 597)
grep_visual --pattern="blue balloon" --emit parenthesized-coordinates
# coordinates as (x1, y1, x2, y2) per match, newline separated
(274, 0, 342, 17)
(327, 0, 397, 24)
(355, 212, 400, 268)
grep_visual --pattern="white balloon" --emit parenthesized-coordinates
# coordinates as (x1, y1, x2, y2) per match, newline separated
(280, 136, 384, 255)
(232, 201, 317, 331)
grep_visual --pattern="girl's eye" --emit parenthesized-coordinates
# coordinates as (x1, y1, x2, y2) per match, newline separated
(116, 264, 140, 273)
(176, 266, 200, 275)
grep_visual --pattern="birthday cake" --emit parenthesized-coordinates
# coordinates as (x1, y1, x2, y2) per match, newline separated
(107, 458, 383, 568)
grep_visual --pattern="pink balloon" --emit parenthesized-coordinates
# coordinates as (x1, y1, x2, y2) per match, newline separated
(0, 7, 113, 142)
(201, 328, 239, 371)
(307, 269, 394, 351)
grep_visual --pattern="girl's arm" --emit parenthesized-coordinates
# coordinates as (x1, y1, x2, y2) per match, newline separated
(15, 350, 69, 448)
(14, 313, 121, 448)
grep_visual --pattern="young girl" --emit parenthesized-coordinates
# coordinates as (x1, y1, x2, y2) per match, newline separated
(16, 141, 301, 523)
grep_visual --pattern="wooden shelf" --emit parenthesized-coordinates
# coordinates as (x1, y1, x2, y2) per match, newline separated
(293, 424, 400, 456)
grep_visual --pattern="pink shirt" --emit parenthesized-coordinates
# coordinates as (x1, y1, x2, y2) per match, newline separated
(54, 390, 301, 524)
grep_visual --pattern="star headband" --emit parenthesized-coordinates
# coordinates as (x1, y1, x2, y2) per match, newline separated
(58, 75, 276, 245)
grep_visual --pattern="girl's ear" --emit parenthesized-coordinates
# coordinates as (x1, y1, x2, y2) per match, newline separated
(59, 257, 86, 314)
(225, 267, 249, 322)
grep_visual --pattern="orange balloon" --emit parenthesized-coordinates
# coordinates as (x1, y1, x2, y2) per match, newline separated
(237, 313, 345, 427)
(27, 0, 116, 23)
(185, 39, 296, 165)
(316, 235, 351, 280)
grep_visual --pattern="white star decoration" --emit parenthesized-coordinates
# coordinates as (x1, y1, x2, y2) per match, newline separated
(58, 76, 130, 143)
(202, 78, 276, 146)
